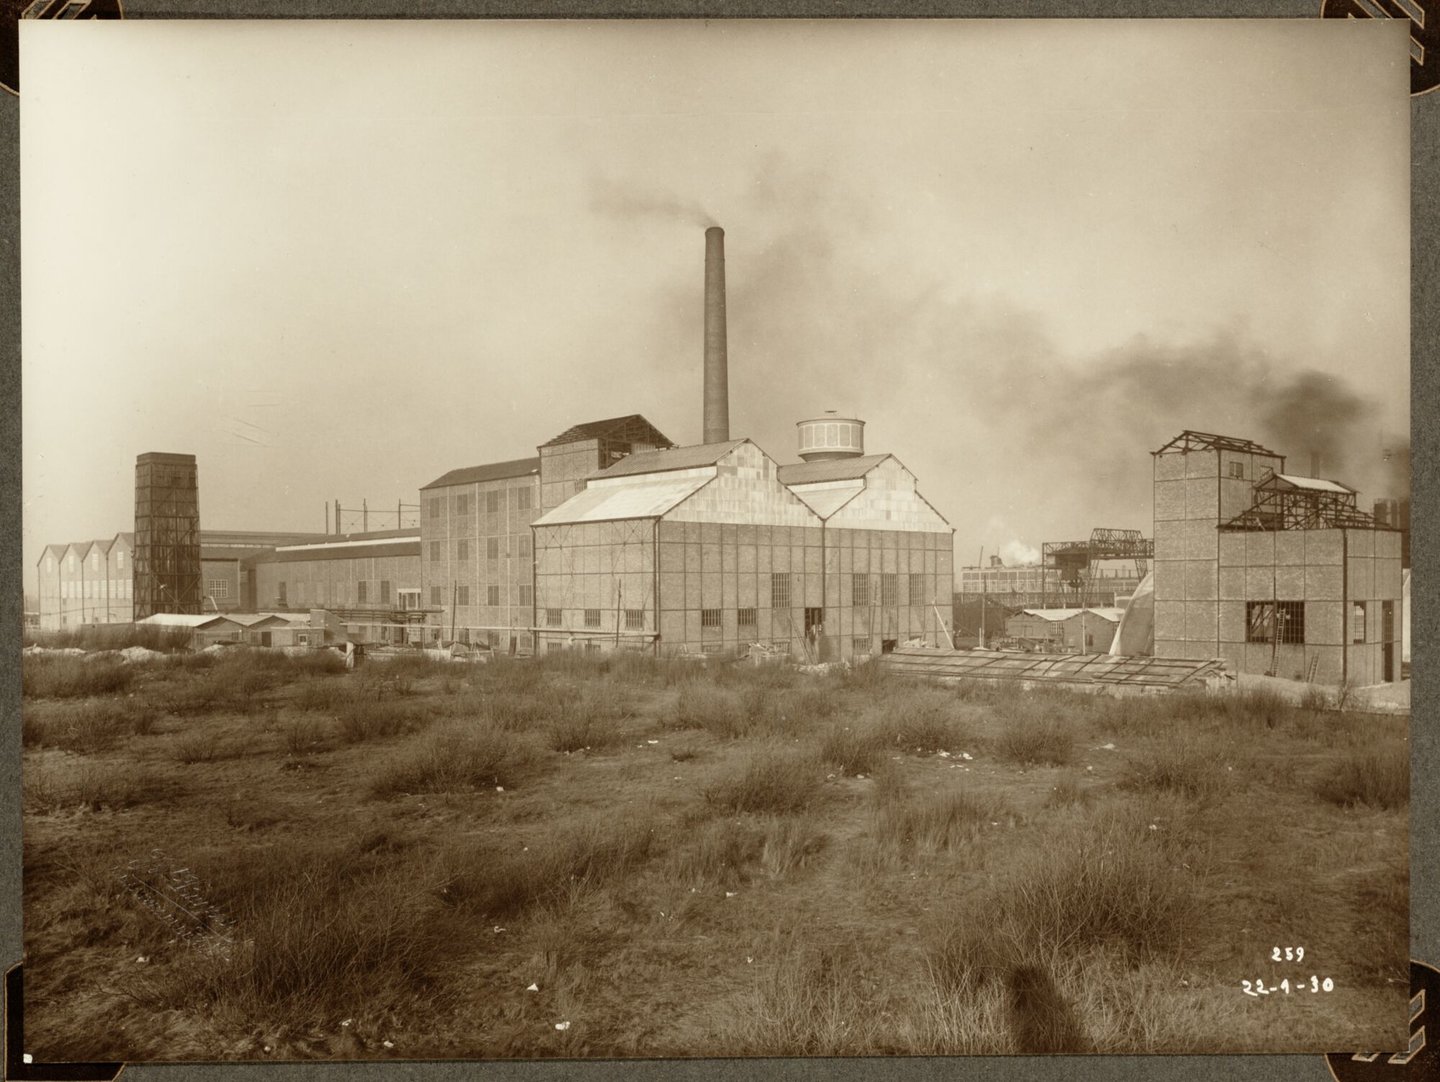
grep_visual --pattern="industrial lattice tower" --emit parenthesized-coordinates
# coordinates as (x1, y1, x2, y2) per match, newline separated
(133, 452, 202, 618)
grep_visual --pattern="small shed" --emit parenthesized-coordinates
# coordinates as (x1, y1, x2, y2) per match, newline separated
(135, 613, 248, 651)
(1005, 608, 1123, 652)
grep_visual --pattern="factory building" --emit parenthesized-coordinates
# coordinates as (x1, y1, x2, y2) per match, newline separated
(417, 415, 675, 653)
(246, 529, 424, 644)
(1152, 430, 1404, 686)
(35, 227, 955, 657)
(35, 528, 325, 630)
(529, 429, 952, 660)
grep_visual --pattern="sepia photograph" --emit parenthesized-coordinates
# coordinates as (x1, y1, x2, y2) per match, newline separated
(16, 16, 1414, 1064)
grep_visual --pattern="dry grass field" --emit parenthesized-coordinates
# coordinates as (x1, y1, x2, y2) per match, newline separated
(20, 648, 1410, 1061)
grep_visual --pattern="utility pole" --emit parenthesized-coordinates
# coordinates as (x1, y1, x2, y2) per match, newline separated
(978, 546, 986, 649)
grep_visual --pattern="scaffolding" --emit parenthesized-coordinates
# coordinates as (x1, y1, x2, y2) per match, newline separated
(329, 499, 420, 534)
(1220, 474, 1384, 531)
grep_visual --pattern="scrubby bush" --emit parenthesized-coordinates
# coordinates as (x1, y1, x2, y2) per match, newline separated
(819, 723, 886, 776)
(22, 656, 134, 700)
(1120, 736, 1231, 799)
(704, 747, 827, 815)
(436, 817, 654, 916)
(992, 707, 1072, 767)
(671, 685, 749, 738)
(1313, 741, 1409, 810)
(368, 722, 543, 796)
(22, 699, 158, 752)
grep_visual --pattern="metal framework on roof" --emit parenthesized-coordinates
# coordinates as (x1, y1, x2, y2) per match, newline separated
(1221, 472, 1384, 532)
(1041, 528, 1153, 607)
(541, 414, 675, 450)
(1153, 430, 1282, 458)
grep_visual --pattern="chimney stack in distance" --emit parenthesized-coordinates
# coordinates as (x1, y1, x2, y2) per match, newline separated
(703, 226, 729, 444)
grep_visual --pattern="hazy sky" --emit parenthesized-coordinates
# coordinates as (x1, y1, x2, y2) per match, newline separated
(21, 19, 1410, 591)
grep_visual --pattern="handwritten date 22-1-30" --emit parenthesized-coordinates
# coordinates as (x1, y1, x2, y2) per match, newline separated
(1242, 976, 1335, 997)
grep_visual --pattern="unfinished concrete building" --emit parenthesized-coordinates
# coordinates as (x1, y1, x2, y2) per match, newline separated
(1152, 430, 1403, 685)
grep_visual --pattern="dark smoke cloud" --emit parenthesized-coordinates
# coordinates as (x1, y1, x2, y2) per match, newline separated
(589, 159, 1407, 550)
(588, 175, 716, 228)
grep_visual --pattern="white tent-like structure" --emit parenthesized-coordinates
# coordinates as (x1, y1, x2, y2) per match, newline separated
(1108, 570, 1154, 657)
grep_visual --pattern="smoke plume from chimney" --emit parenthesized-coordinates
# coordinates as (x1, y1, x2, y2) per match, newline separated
(704, 226, 730, 444)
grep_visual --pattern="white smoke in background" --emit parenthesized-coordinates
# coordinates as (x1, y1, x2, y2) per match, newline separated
(1001, 540, 1041, 566)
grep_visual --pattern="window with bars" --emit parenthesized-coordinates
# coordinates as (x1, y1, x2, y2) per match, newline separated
(488, 585, 501, 606)
(206, 579, 229, 599)
(455, 493, 470, 515)
(357, 581, 367, 604)
(1246, 600, 1304, 644)
(487, 537, 500, 559)
(429, 541, 441, 561)
(909, 574, 925, 607)
(547, 608, 562, 627)
(457, 585, 470, 606)
(518, 488, 533, 510)
(1228, 461, 1245, 479)
(881, 573, 897, 607)
(738, 607, 757, 628)
(1352, 602, 1366, 644)
(381, 580, 391, 604)
(852, 638, 871, 653)
(625, 608, 645, 629)
(701, 608, 722, 629)
(519, 585, 533, 606)
(852, 573, 869, 607)
(428, 496, 442, 518)
(430, 586, 442, 606)
(486, 491, 501, 513)
(518, 536, 532, 558)
(457, 540, 469, 561)
(770, 573, 791, 606)
(584, 608, 602, 628)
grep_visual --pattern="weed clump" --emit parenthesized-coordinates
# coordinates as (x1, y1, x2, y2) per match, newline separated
(819, 724, 886, 776)
(369, 723, 542, 796)
(1314, 741, 1409, 810)
(437, 818, 654, 916)
(22, 656, 134, 700)
(23, 699, 158, 752)
(993, 705, 1072, 766)
(704, 747, 827, 815)
(1119, 736, 1232, 799)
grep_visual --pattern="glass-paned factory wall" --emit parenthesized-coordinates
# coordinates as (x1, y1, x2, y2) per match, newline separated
(1153, 445, 1283, 662)
(422, 475, 540, 652)
(201, 559, 242, 612)
(37, 537, 135, 629)
(655, 519, 824, 658)
(533, 520, 658, 650)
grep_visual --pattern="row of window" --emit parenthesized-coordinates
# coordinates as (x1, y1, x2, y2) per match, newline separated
(427, 488, 534, 518)
(1244, 600, 1381, 646)
(58, 579, 132, 599)
(441, 585, 534, 607)
(429, 537, 533, 561)
(278, 580, 392, 606)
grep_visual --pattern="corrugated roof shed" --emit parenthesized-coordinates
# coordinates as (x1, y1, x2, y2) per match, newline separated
(421, 456, 540, 491)
(590, 440, 746, 479)
(776, 455, 891, 485)
(1271, 474, 1355, 495)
